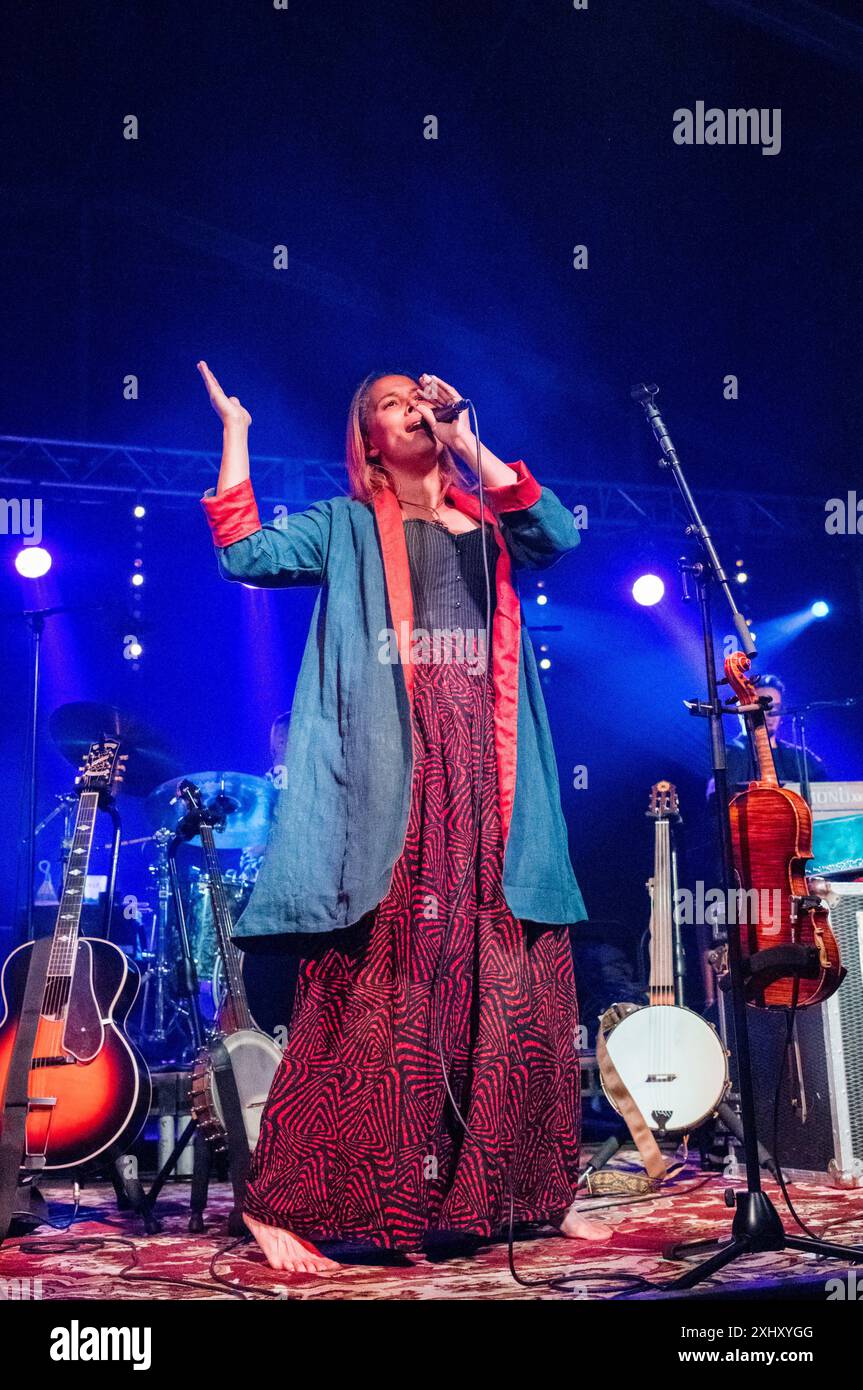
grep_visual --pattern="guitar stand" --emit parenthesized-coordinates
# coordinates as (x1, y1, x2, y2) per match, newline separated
(632, 384, 863, 1291)
(0, 937, 54, 1245)
(119, 836, 251, 1236)
(7, 1177, 50, 1234)
(127, 1050, 250, 1237)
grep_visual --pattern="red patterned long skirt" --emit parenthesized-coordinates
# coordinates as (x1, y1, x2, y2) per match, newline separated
(243, 660, 581, 1251)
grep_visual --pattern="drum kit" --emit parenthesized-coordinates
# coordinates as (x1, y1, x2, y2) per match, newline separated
(42, 701, 278, 1068)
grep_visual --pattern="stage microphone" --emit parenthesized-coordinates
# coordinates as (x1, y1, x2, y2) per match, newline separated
(630, 383, 659, 404)
(576, 1135, 622, 1188)
(431, 398, 470, 422)
(407, 399, 471, 431)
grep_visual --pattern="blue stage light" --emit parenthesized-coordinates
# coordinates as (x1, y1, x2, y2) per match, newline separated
(811, 600, 829, 619)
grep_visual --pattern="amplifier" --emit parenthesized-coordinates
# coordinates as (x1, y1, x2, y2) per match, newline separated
(724, 882, 863, 1185)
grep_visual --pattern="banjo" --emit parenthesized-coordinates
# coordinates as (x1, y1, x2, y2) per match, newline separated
(599, 781, 729, 1136)
(179, 781, 282, 1152)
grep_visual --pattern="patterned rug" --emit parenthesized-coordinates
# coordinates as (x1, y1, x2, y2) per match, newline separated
(2, 1150, 862, 1300)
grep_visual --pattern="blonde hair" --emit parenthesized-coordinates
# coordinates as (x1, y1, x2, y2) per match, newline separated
(345, 371, 472, 503)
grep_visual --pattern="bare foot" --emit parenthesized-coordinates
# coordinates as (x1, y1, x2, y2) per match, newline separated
(244, 1213, 341, 1273)
(558, 1206, 615, 1243)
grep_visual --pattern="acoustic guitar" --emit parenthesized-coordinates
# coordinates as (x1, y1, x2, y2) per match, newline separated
(0, 739, 151, 1168)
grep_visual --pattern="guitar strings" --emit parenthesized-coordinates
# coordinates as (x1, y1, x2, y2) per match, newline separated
(649, 814, 672, 1083)
(42, 791, 99, 1028)
(201, 821, 249, 1027)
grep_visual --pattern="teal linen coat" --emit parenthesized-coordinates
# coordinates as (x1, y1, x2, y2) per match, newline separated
(201, 461, 586, 939)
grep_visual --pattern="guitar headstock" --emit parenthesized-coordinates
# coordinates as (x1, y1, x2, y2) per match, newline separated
(76, 738, 126, 796)
(647, 780, 680, 820)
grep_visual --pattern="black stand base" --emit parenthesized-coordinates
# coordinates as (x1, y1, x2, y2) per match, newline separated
(6, 1178, 49, 1237)
(664, 1188, 863, 1290)
(122, 1110, 247, 1237)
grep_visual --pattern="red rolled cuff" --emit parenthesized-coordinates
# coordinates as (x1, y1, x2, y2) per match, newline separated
(200, 476, 262, 547)
(481, 460, 542, 513)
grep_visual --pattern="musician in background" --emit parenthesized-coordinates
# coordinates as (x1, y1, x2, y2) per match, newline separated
(267, 709, 291, 788)
(709, 673, 829, 797)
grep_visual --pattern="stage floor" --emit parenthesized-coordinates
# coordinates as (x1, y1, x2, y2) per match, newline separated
(2, 1153, 862, 1300)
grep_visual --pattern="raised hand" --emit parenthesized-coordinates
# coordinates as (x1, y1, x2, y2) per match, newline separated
(197, 360, 252, 430)
(417, 373, 517, 487)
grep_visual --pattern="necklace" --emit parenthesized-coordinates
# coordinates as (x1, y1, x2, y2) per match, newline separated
(398, 497, 446, 525)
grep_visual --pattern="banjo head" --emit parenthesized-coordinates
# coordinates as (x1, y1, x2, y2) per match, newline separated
(602, 1005, 729, 1135)
(190, 1028, 282, 1151)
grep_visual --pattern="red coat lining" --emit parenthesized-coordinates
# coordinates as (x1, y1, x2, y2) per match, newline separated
(203, 464, 536, 845)
(373, 465, 531, 847)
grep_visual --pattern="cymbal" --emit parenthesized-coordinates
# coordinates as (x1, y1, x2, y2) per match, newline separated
(145, 771, 277, 849)
(49, 702, 180, 797)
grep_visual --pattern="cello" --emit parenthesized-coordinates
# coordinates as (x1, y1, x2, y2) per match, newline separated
(723, 652, 845, 1009)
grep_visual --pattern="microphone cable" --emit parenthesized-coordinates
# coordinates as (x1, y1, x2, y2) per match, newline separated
(427, 407, 614, 1292)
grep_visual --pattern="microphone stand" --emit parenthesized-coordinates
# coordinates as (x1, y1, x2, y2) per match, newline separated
(792, 707, 812, 809)
(786, 697, 855, 808)
(20, 607, 50, 943)
(629, 383, 863, 1290)
(2, 602, 104, 944)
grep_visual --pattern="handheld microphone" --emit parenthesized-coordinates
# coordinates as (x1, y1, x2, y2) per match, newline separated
(406, 399, 471, 431)
(431, 397, 470, 422)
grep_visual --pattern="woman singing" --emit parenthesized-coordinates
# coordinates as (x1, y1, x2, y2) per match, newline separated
(198, 361, 612, 1271)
